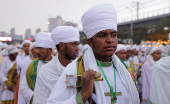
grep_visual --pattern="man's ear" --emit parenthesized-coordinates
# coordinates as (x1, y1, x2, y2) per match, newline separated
(87, 38, 93, 48)
(59, 42, 65, 51)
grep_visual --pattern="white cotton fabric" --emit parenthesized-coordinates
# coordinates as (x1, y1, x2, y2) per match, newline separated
(35, 32, 55, 49)
(21, 40, 32, 48)
(0, 57, 16, 101)
(81, 44, 90, 54)
(149, 56, 170, 104)
(7, 46, 19, 54)
(33, 55, 65, 104)
(51, 26, 80, 45)
(115, 44, 126, 53)
(81, 3, 117, 39)
(20, 56, 54, 104)
(131, 45, 137, 50)
(18, 56, 33, 104)
(126, 45, 132, 50)
(149, 46, 160, 54)
(47, 48, 139, 104)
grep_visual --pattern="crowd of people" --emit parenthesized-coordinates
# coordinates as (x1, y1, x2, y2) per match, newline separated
(0, 3, 170, 104)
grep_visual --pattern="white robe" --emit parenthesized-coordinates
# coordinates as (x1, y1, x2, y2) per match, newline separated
(47, 48, 139, 104)
(141, 60, 152, 102)
(20, 57, 54, 104)
(149, 56, 170, 104)
(18, 56, 33, 104)
(33, 55, 65, 104)
(0, 57, 16, 101)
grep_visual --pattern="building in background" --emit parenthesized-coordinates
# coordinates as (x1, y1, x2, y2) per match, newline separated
(36, 28, 41, 34)
(10, 28, 15, 37)
(25, 28, 31, 40)
(48, 16, 77, 32)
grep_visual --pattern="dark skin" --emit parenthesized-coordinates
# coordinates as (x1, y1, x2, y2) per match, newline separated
(30, 47, 38, 59)
(58, 41, 79, 67)
(151, 50, 161, 61)
(81, 29, 118, 102)
(8, 53, 18, 91)
(22, 43, 30, 55)
(36, 47, 52, 61)
(115, 50, 127, 61)
(126, 50, 132, 59)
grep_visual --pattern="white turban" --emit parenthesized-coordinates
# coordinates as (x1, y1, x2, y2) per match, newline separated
(150, 46, 161, 54)
(131, 45, 137, 50)
(141, 47, 147, 52)
(81, 3, 117, 39)
(126, 45, 132, 50)
(1, 45, 8, 49)
(51, 26, 80, 45)
(21, 40, 32, 48)
(115, 44, 126, 53)
(35, 32, 55, 49)
(8, 46, 19, 54)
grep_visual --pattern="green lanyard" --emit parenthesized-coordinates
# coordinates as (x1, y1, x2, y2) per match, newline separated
(96, 60, 117, 103)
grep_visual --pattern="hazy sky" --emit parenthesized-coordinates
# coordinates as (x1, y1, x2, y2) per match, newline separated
(0, 0, 169, 38)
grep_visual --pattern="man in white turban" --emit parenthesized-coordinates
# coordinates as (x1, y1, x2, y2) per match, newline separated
(16, 40, 32, 73)
(17, 42, 38, 104)
(32, 26, 80, 104)
(141, 46, 161, 104)
(20, 32, 55, 104)
(0, 46, 19, 104)
(149, 35, 170, 104)
(115, 44, 127, 61)
(47, 3, 139, 104)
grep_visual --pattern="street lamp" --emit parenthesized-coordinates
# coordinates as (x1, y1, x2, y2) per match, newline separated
(126, 7, 133, 38)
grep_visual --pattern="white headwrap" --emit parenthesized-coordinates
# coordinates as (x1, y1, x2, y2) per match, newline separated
(35, 32, 55, 49)
(115, 44, 126, 53)
(1, 44, 8, 49)
(150, 46, 161, 54)
(126, 45, 132, 50)
(141, 47, 147, 52)
(21, 40, 32, 48)
(29, 42, 36, 58)
(8, 46, 19, 54)
(51, 26, 80, 45)
(81, 3, 117, 39)
(131, 45, 137, 50)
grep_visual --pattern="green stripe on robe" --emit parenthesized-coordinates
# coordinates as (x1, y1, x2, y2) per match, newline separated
(26, 58, 39, 91)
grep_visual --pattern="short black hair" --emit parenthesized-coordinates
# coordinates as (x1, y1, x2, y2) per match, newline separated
(56, 45, 59, 51)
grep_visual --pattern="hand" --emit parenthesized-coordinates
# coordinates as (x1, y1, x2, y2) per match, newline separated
(7, 85, 16, 92)
(81, 69, 97, 103)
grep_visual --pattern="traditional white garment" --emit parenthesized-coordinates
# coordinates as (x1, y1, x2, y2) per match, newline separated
(115, 44, 126, 53)
(20, 57, 54, 104)
(18, 56, 33, 104)
(149, 56, 170, 104)
(47, 48, 139, 104)
(81, 3, 117, 39)
(51, 26, 80, 45)
(33, 55, 65, 104)
(141, 60, 152, 103)
(0, 57, 16, 101)
(35, 32, 55, 49)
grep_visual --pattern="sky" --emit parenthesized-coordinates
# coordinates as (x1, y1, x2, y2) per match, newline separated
(0, 0, 169, 38)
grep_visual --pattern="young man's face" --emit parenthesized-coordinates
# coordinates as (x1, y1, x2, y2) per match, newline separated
(88, 29, 118, 58)
(31, 47, 38, 58)
(36, 47, 51, 60)
(23, 43, 30, 55)
(10, 53, 18, 61)
(126, 50, 132, 59)
(64, 41, 79, 60)
(151, 50, 161, 61)
(116, 50, 126, 61)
